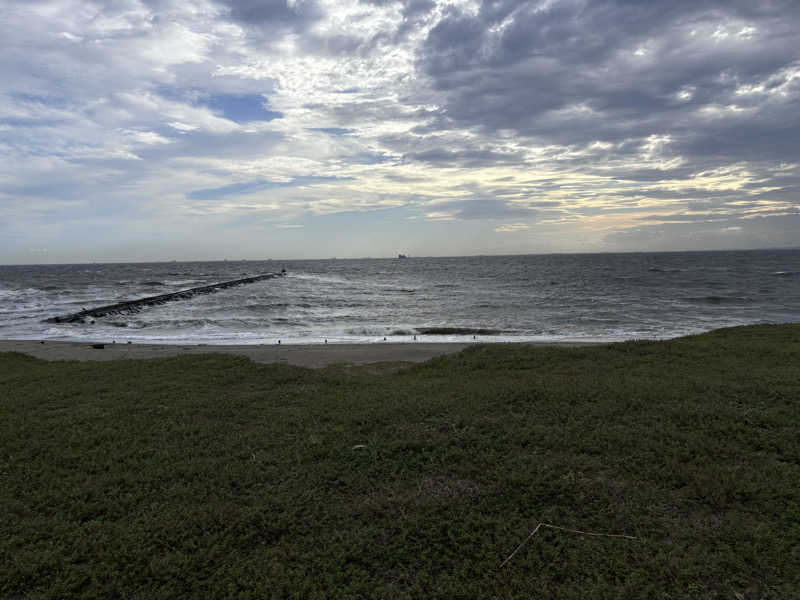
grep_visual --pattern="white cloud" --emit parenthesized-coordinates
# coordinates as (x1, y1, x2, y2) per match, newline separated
(124, 130, 172, 145)
(168, 121, 199, 132)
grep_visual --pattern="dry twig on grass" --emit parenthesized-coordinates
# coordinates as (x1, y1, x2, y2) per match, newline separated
(499, 522, 638, 569)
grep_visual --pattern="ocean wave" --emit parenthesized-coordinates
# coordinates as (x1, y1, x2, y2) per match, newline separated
(291, 273, 352, 285)
(345, 326, 397, 336)
(0, 287, 40, 299)
(685, 296, 752, 305)
(313, 299, 368, 309)
(105, 320, 149, 329)
(107, 318, 220, 329)
(416, 327, 503, 335)
(241, 302, 313, 311)
(175, 319, 222, 329)
(270, 317, 308, 327)
(391, 329, 417, 335)
(4, 251, 800, 346)
(164, 279, 207, 286)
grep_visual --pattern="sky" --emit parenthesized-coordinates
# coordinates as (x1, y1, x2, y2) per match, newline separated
(2, 0, 800, 263)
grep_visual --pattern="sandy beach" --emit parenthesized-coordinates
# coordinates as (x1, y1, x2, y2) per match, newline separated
(0, 339, 602, 368)
(0, 339, 472, 368)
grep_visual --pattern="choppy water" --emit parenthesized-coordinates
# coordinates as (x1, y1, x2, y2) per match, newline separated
(1, 250, 799, 344)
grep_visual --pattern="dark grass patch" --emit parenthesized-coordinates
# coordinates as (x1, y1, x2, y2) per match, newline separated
(1, 325, 800, 598)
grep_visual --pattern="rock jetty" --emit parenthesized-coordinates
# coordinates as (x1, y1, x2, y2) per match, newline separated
(45, 273, 284, 324)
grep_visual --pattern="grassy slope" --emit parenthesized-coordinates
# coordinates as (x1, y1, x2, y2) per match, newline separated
(1, 325, 799, 599)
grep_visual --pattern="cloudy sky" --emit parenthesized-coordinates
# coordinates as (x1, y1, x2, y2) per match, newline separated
(2, 0, 799, 263)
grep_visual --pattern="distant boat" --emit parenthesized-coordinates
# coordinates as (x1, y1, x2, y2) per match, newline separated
(398, 254, 408, 259)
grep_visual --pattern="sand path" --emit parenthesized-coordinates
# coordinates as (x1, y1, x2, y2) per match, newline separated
(0, 339, 602, 368)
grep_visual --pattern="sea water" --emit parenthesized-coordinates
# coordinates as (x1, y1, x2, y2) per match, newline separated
(1, 250, 799, 344)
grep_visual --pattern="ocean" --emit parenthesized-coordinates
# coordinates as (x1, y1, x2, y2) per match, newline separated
(1, 250, 799, 345)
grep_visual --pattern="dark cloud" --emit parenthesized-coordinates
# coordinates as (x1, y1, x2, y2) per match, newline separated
(414, 0, 800, 174)
(608, 168, 700, 183)
(209, 0, 324, 52)
(214, 0, 321, 26)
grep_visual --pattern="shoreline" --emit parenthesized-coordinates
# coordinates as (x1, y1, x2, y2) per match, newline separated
(0, 338, 606, 368)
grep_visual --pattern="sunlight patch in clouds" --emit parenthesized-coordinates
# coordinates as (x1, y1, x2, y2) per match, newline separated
(494, 223, 531, 233)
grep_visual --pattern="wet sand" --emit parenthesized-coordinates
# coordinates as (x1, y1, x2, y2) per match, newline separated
(0, 339, 602, 368)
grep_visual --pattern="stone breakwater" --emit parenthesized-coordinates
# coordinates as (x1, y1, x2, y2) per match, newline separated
(45, 273, 284, 324)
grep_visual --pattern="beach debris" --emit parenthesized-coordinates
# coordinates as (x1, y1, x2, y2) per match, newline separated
(499, 522, 637, 569)
(351, 444, 368, 450)
(91, 344, 105, 349)
(44, 272, 285, 324)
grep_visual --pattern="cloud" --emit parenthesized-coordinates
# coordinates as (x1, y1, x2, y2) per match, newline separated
(187, 175, 350, 200)
(403, 147, 527, 167)
(428, 198, 542, 221)
(1, 0, 800, 262)
(494, 223, 531, 233)
(307, 127, 354, 136)
(215, 0, 322, 28)
(604, 210, 800, 251)
(416, 1, 800, 169)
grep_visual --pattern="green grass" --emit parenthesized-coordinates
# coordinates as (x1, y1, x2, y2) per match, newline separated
(2, 324, 799, 598)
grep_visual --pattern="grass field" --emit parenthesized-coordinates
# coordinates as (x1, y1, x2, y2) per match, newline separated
(2, 325, 799, 598)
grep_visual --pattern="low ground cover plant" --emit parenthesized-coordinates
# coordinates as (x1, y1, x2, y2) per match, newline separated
(2, 325, 799, 598)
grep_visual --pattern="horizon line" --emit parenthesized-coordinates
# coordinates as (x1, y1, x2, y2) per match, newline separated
(2, 245, 799, 267)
